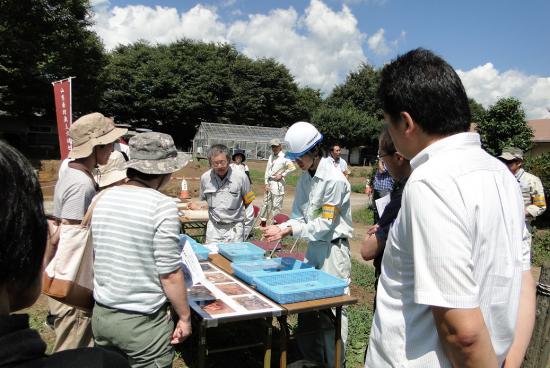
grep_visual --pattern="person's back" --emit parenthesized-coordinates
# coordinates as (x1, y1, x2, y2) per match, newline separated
(92, 185, 181, 312)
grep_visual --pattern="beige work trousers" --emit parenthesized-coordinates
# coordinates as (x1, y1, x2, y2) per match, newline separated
(259, 191, 284, 223)
(48, 297, 93, 352)
(205, 221, 245, 244)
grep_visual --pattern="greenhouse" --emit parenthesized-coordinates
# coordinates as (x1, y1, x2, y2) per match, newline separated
(192, 122, 288, 160)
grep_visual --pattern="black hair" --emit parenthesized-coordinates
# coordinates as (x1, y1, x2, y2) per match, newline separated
(127, 168, 165, 181)
(329, 144, 342, 152)
(0, 140, 47, 289)
(378, 126, 396, 155)
(378, 48, 471, 136)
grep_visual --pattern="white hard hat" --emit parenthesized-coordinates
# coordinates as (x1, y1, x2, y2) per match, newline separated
(284, 121, 323, 160)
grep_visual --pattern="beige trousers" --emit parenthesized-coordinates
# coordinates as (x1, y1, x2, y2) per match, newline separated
(48, 297, 93, 352)
(259, 191, 284, 222)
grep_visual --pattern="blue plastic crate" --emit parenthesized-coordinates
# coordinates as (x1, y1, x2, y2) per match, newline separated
(217, 242, 266, 263)
(254, 268, 348, 304)
(231, 258, 313, 286)
(179, 234, 210, 261)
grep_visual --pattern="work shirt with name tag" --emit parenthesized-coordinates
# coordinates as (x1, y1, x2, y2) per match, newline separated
(200, 167, 252, 224)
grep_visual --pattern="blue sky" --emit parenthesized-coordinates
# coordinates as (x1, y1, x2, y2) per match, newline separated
(91, 0, 550, 118)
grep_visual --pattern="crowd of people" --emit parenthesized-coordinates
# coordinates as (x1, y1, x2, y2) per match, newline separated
(0, 47, 546, 368)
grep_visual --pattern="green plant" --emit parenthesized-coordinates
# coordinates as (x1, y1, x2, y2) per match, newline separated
(351, 183, 366, 194)
(353, 206, 374, 226)
(351, 258, 376, 293)
(532, 230, 550, 267)
(346, 304, 372, 367)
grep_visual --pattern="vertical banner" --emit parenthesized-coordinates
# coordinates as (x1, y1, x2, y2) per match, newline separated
(52, 78, 73, 159)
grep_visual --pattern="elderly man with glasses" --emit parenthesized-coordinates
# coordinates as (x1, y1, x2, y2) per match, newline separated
(199, 144, 256, 243)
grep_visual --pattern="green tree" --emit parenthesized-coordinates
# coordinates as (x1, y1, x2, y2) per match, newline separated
(326, 63, 381, 118)
(311, 105, 383, 156)
(295, 87, 323, 121)
(100, 40, 305, 146)
(468, 97, 486, 124)
(0, 0, 106, 118)
(477, 97, 533, 156)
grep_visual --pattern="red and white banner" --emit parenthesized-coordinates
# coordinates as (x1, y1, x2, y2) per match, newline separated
(52, 78, 73, 159)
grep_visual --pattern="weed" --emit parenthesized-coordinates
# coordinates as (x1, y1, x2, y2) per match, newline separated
(352, 206, 374, 226)
(533, 229, 550, 267)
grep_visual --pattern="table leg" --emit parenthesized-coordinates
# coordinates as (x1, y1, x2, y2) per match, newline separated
(197, 323, 207, 368)
(334, 307, 342, 368)
(278, 316, 288, 368)
(264, 318, 273, 368)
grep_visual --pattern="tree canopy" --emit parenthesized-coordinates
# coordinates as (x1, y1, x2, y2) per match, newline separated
(0, 0, 106, 118)
(100, 40, 307, 146)
(477, 97, 533, 156)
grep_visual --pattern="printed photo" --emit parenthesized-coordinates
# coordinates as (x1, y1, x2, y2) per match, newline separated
(205, 272, 233, 283)
(216, 283, 249, 296)
(233, 295, 273, 311)
(200, 263, 215, 272)
(188, 284, 216, 302)
(201, 299, 235, 315)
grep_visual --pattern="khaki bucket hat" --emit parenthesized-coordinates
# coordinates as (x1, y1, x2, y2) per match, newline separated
(94, 151, 127, 188)
(68, 113, 127, 159)
(498, 146, 524, 161)
(126, 132, 190, 174)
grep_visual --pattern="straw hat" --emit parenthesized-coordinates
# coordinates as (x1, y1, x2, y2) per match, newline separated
(68, 113, 127, 159)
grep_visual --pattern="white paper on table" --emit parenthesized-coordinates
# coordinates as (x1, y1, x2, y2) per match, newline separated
(375, 193, 391, 217)
(180, 239, 205, 287)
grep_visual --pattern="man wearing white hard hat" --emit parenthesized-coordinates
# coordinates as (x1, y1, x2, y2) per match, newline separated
(262, 121, 353, 368)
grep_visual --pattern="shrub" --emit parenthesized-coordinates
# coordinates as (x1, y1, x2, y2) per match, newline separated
(532, 230, 550, 267)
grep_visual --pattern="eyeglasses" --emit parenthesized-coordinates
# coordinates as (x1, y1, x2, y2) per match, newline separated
(211, 160, 228, 168)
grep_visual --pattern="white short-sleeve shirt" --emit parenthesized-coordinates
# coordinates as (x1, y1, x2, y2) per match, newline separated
(365, 133, 530, 367)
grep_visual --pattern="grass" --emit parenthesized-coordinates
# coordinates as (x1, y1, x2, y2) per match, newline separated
(351, 183, 366, 194)
(533, 229, 550, 267)
(248, 168, 301, 187)
(352, 206, 374, 226)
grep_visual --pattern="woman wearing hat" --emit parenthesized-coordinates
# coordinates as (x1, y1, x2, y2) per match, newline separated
(91, 132, 192, 367)
(230, 149, 251, 184)
(49, 112, 127, 351)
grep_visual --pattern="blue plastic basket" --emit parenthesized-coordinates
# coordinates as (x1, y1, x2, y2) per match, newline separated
(231, 258, 313, 286)
(179, 234, 210, 261)
(253, 268, 348, 304)
(217, 242, 266, 263)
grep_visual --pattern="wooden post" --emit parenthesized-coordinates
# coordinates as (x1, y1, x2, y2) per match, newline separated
(523, 262, 550, 368)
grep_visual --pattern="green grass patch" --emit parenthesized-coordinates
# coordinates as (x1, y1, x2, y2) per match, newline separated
(346, 304, 372, 367)
(349, 167, 372, 179)
(533, 229, 550, 267)
(351, 258, 376, 293)
(351, 183, 366, 194)
(352, 206, 374, 226)
(248, 169, 301, 187)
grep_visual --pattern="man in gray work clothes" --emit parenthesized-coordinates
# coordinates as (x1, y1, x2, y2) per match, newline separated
(200, 144, 255, 243)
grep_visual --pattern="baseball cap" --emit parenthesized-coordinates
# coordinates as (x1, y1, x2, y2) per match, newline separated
(270, 138, 282, 146)
(499, 146, 523, 161)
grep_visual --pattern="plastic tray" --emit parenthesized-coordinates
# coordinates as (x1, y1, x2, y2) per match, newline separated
(231, 258, 313, 286)
(217, 242, 266, 263)
(254, 268, 348, 304)
(180, 234, 210, 261)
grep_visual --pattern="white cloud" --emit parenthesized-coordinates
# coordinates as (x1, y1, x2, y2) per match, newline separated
(91, 0, 367, 93)
(458, 63, 550, 119)
(366, 28, 404, 56)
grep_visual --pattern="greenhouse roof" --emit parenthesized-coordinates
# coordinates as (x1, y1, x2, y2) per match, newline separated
(195, 122, 287, 141)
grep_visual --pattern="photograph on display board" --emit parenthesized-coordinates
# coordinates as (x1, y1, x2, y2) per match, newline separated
(216, 283, 249, 296)
(201, 299, 235, 315)
(188, 284, 216, 302)
(200, 263, 215, 272)
(205, 272, 233, 283)
(233, 295, 274, 311)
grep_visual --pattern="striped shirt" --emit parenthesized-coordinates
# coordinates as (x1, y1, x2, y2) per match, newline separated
(53, 167, 96, 221)
(91, 186, 182, 314)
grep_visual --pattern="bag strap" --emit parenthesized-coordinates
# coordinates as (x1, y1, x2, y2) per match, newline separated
(81, 189, 110, 227)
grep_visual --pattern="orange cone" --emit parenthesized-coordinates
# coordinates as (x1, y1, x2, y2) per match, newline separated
(179, 179, 190, 200)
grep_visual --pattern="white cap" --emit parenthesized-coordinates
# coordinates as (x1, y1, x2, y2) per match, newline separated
(284, 122, 323, 160)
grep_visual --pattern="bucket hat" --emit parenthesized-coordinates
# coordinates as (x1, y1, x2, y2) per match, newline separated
(270, 138, 282, 147)
(232, 149, 246, 162)
(68, 113, 127, 159)
(94, 151, 127, 188)
(498, 146, 523, 161)
(126, 132, 190, 174)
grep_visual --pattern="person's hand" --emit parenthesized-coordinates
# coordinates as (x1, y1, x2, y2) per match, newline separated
(367, 224, 379, 236)
(187, 202, 201, 210)
(261, 225, 290, 242)
(273, 174, 283, 181)
(365, 185, 373, 195)
(171, 319, 192, 344)
(264, 184, 270, 192)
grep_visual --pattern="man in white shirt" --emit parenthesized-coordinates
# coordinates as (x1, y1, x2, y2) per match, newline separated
(259, 138, 295, 223)
(327, 144, 350, 178)
(365, 48, 536, 368)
